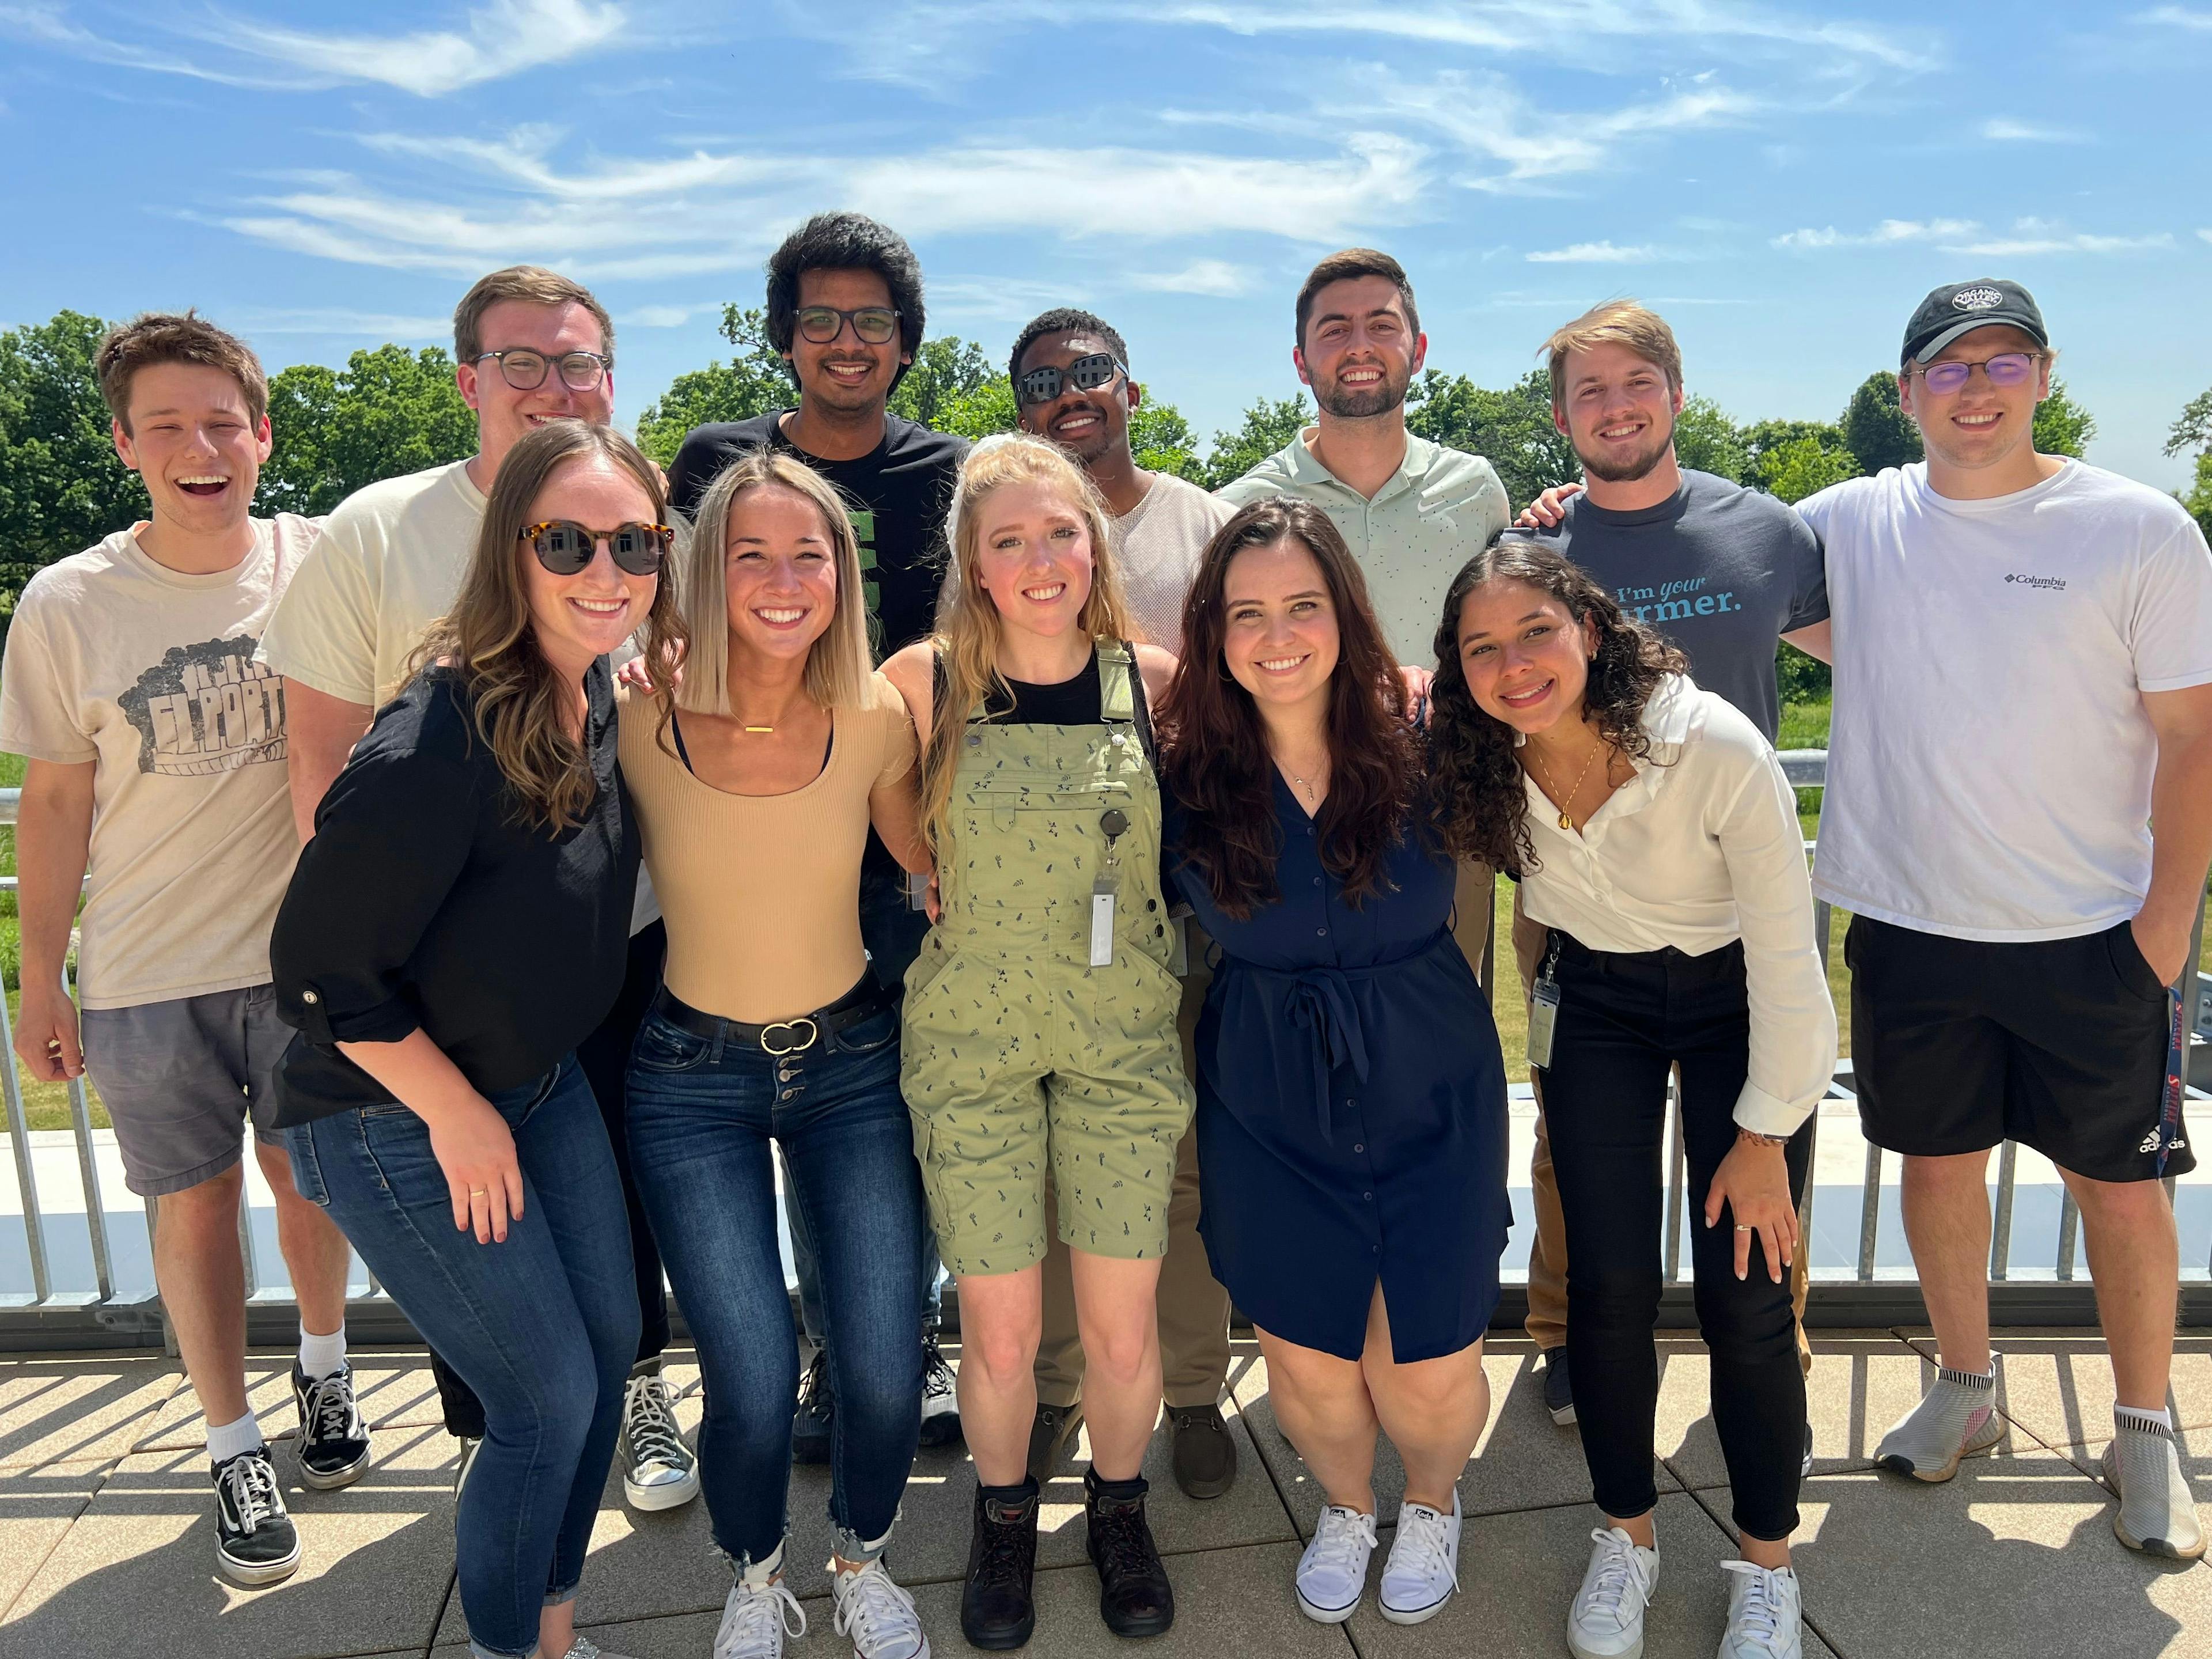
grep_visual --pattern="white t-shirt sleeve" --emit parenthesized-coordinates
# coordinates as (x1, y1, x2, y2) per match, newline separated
(2131, 519, 2212, 694)
(0, 582, 98, 763)
(257, 516, 378, 704)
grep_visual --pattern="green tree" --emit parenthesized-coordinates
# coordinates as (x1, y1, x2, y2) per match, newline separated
(634, 306, 789, 464)
(1130, 399, 1206, 483)
(1839, 370, 1921, 475)
(1407, 368, 1581, 512)
(1200, 393, 1310, 490)
(888, 336, 997, 431)
(1742, 419, 1847, 495)
(2180, 452, 2212, 541)
(1760, 435, 1862, 505)
(259, 345, 475, 517)
(2032, 378, 2096, 459)
(0, 311, 143, 641)
(2168, 387, 2212, 459)
(1672, 395, 1748, 483)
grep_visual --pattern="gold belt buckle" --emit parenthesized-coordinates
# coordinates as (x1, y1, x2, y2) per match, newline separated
(760, 1017, 820, 1056)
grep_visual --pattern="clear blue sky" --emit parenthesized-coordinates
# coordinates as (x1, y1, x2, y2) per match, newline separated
(4, 0, 2209, 488)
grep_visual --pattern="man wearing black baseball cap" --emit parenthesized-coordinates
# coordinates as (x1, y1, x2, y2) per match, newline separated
(1791, 279, 2212, 1559)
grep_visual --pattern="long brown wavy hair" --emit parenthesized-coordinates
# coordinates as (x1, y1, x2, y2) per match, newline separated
(1158, 498, 1416, 920)
(412, 421, 687, 832)
(1426, 536, 1684, 876)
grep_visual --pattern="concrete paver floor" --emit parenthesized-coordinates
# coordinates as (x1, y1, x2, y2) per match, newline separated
(1, 1330, 2206, 1657)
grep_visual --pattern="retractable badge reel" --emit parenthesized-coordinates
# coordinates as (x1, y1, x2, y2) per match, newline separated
(1092, 808, 1129, 967)
(1527, 934, 1563, 1070)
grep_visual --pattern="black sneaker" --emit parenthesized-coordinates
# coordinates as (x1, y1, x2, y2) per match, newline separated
(212, 1446, 302, 1586)
(292, 1362, 372, 1491)
(1167, 1403, 1237, 1500)
(793, 1348, 834, 1466)
(961, 1480, 1040, 1650)
(1027, 1399, 1085, 1484)
(1084, 1469, 1175, 1638)
(1541, 1347, 1575, 1426)
(919, 1332, 963, 1448)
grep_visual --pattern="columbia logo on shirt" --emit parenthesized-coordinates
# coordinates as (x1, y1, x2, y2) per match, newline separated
(2003, 574, 2067, 592)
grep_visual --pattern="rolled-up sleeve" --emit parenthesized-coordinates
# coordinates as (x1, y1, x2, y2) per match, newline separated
(1712, 745, 1839, 1135)
(269, 747, 479, 1047)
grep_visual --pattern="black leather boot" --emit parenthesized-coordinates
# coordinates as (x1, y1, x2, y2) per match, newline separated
(961, 1478, 1040, 1649)
(1085, 1468, 1175, 1637)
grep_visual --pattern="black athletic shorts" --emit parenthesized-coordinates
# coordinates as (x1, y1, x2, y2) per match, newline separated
(1845, 914, 2188, 1183)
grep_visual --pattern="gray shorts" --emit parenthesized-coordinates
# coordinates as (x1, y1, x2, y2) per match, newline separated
(78, 984, 290, 1198)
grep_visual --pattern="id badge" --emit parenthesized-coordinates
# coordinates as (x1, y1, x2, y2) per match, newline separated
(906, 869, 930, 912)
(1527, 979, 1561, 1070)
(1090, 876, 1118, 968)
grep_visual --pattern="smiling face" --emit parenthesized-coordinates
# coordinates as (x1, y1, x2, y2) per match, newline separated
(520, 454, 660, 680)
(1555, 340, 1681, 484)
(971, 478, 1096, 641)
(786, 267, 907, 417)
(1014, 329, 1134, 465)
(1296, 275, 1426, 419)
(1221, 536, 1341, 714)
(459, 298, 614, 479)
(724, 482, 839, 670)
(112, 362, 271, 537)
(1454, 576, 1599, 738)
(1899, 322, 2050, 477)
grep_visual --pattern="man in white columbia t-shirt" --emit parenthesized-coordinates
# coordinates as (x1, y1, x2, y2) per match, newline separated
(1, 315, 366, 1586)
(1794, 280, 2212, 1560)
(257, 266, 698, 1517)
(1008, 306, 1241, 1499)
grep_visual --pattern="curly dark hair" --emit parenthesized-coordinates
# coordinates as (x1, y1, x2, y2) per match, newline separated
(1426, 536, 1685, 877)
(1158, 498, 1416, 920)
(764, 212, 926, 391)
(1008, 308, 1131, 385)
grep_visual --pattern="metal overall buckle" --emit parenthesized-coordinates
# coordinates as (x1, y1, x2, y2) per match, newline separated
(760, 1017, 820, 1057)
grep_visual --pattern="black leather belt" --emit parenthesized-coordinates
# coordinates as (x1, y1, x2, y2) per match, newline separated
(647, 973, 896, 1056)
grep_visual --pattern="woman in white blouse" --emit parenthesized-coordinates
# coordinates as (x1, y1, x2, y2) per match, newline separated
(1427, 537, 1836, 1659)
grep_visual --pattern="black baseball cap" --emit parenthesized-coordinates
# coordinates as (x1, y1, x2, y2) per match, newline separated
(1901, 279, 2047, 366)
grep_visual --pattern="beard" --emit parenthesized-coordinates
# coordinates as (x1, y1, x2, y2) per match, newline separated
(1316, 359, 1412, 419)
(1575, 412, 1676, 484)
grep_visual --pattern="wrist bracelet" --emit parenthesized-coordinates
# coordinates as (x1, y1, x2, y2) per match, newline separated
(1736, 1126, 1788, 1148)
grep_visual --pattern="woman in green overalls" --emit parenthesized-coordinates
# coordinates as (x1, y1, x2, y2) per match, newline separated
(883, 433, 1191, 1651)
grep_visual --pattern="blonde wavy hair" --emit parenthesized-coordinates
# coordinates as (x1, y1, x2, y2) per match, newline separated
(412, 421, 687, 831)
(665, 451, 869, 748)
(921, 431, 1132, 850)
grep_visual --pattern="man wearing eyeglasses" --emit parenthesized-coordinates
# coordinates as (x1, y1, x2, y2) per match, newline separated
(666, 213, 971, 1465)
(260, 264, 702, 1519)
(1791, 279, 2212, 1560)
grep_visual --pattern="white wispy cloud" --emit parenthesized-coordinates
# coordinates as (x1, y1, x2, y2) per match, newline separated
(1943, 218, 2175, 256)
(2200, 228, 2212, 244)
(1124, 259, 1253, 296)
(619, 304, 713, 328)
(223, 306, 452, 339)
(1772, 217, 1979, 249)
(1526, 241, 1658, 263)
(2141, 5, 2212, 29)
(1982, 118, 2086, 143)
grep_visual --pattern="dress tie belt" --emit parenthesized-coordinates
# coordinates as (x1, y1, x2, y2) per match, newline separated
(1285, 968, 1370, 1145)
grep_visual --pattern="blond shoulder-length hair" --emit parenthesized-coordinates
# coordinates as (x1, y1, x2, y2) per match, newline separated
(668, 450, 870, 735)
(412, 420, 686, 832)
(921, 431, 1133, 850)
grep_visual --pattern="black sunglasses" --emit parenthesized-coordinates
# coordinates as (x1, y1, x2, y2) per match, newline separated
(1016, 353, 1127, 406)
(520, 520, 672, 577)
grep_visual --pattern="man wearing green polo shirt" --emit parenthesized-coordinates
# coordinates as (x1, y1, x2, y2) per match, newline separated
(1217, 248, 1510, 664)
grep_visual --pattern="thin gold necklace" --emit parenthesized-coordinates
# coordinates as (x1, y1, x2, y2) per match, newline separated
(1531, 740, 1601, 831)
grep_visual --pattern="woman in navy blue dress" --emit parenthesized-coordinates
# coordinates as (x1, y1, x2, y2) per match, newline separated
(1157, 499, 1511, 1631)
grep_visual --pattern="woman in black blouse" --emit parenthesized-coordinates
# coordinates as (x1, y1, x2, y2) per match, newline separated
(268, 421, 683, 1659)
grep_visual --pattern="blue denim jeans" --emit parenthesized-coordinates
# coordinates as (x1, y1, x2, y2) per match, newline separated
(626, 993, 926, 1565)
(788, 861, 942, 1341)
(286, 1058, 638, 1659)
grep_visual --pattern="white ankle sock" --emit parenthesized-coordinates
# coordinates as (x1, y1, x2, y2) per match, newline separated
(298, 1325, 347, 1380)
(2116, 1404, 2175, 1435)
(207, 1411, 264, 1464)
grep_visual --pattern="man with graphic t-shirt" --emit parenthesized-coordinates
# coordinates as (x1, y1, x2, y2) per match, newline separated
(1796, 280, 2212, 1561)
(1006, 306, 1240, 1501)
(666, 211, 968, 1461)
(1511, 302, 1830, 1433)
(2, 314, 366, 1587)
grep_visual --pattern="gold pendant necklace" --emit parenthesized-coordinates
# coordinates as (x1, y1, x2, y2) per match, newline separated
(743, 725, 774, 734)
(1532, 741, 1601, 831)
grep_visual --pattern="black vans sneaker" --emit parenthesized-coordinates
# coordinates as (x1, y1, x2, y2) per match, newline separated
(961, 1479, 1040, 1650)
(292, 1362, 372, 1491)
(793, 1349, 834, 1466)
(1084, 1468, 1175, 1638)
(212, 1445, 302, 1586)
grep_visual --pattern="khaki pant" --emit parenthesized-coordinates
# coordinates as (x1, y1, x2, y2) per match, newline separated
(1510, 891, 1813, 1374)
(1036, 921, 1234, 1410)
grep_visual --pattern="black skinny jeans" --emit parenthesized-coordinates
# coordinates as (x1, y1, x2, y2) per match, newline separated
(431, 920, 672, 1439)
(1539, 932, 1809, 1543)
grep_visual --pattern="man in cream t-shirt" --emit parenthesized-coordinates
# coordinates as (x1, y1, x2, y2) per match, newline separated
(257, 264, 699, 1517)
(2, 314, 366, 1587)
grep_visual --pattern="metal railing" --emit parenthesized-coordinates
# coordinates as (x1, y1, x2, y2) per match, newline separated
(2, 766, 2209, 1347)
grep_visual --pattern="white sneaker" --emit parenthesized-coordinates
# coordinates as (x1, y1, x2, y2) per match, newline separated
(1295, 1504, 1378, 1623)
(620, 1365, 700, 1512)
(832, 1556, 930, 1659)
(1567, 1527, 1660, 1659)
(1378, 1492, 1462, 1625)
(1717, 1560, 1802, 1658)
(714, 1572, 808, 1659)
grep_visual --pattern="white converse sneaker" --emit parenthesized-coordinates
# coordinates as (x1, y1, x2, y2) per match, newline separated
(714, 1571, 808, 1659)
(1378, 1492, 1462, 1625)
(832, 1556, 930, 1659)
(1718, 1560, 1802, 1658)
(1295, 1504, 1378, 1623)
(620, 1364, 700, 1512)
(1567, 1527, 1660, 1659)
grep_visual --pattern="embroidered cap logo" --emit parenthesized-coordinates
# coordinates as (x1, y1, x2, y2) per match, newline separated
(1952, 286, 2005, 310)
